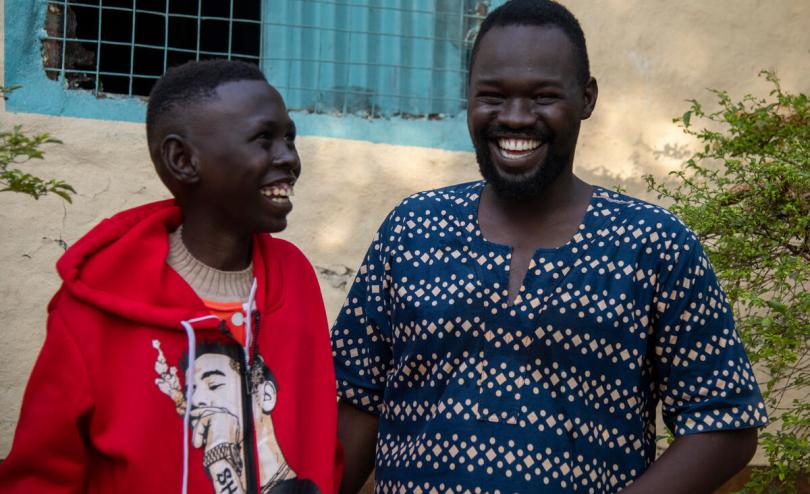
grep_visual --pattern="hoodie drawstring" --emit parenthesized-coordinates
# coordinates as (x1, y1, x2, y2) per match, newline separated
(242, 278, 258, 367)
(179, 315, 220, 494)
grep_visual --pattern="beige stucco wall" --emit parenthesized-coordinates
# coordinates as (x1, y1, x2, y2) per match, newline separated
(1, 0, 808, 463)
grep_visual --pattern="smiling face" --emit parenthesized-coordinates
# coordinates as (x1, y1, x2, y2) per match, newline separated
(190, 353, 242, 414)
(184, 80, 301, 234)
(467, 25, 597, 201)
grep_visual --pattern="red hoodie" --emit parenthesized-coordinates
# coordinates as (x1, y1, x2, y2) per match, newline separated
(0, 200, 342, 494)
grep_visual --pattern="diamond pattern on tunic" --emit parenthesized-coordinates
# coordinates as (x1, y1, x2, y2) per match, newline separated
(332, 181, 767, 494)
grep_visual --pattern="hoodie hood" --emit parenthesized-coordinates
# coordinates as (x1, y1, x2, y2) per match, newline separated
(55, 199, 283, 330)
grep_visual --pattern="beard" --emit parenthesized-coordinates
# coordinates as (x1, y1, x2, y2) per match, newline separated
(474, 128, 565, 202)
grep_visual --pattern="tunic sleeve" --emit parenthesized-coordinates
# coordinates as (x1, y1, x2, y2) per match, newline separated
(652, 230, 769, 437)
(331, 211, 398, 416)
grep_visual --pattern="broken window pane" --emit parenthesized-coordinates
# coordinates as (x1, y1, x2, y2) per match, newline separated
(41, 0, 261, 97)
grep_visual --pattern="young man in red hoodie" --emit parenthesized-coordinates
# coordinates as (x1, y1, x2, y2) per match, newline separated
(0, 60, 341, 494)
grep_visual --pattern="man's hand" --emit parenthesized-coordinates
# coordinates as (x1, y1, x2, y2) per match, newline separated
(621, 428, 758, 494)
(191, 406, 246, 494)
(191, 406, 242, 449)
(338, 400, 379, 494)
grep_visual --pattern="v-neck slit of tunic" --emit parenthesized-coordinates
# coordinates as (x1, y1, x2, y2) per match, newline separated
(470, 181, 602, 309)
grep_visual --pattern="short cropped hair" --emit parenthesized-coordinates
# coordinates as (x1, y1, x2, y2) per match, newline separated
(469, 0, 590, 86)
(146, 59, 267, 145)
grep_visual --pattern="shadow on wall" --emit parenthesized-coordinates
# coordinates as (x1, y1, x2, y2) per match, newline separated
(282, 135, 481, 320)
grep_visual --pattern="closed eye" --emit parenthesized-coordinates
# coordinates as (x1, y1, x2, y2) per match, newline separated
(202, 377, 227, 391)
(534, 94, 562, 104)
(476, 92, 504, 105)
(208, 382, 225, 391)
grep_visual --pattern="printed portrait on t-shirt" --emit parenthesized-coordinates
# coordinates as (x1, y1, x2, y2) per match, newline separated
(152, 339, 319, 494)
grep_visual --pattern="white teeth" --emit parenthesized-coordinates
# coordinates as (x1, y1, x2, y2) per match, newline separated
(497, 138, 541, 152)
(260, 184, 293, 199)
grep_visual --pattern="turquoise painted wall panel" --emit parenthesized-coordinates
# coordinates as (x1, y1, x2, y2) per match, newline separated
(260, 0, 502, 118)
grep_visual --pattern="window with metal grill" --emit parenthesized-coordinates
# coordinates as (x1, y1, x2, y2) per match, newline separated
(38, 0, 497, 117)
(42, 0, 261, 97)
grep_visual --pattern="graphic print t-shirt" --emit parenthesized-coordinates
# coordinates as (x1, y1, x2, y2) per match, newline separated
(204, 299, 248, 345)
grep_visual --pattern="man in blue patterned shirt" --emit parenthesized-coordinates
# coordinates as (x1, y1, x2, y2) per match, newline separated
(332, 1, 768, 493)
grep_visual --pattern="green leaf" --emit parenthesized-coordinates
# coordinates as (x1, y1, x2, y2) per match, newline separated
(53, 189, 73, 204)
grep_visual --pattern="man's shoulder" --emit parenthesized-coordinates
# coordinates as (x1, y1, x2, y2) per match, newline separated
(369, 181, 482, 248)
(592, 186, 698, 242)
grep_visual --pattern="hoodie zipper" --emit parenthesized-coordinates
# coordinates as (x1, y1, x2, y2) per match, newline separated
(240, 352, 259, 493)
(242, 309, 262, 494)
(219, 313, 261, 494)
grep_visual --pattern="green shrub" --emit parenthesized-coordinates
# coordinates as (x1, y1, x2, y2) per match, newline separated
(1, 85, 74, 202)
(647, 71, 809, 493)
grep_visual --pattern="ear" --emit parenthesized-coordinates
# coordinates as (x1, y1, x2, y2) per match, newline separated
(160, 134, 200, 184)
(260, 381, 277, 414)
(581, 76, 598, 120)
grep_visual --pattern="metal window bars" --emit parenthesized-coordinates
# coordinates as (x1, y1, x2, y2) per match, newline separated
(40, 0, 494, 117)
(41, 0, 261, 97)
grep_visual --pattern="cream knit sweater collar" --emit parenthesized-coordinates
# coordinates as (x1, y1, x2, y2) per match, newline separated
(165, 226, 253, 303)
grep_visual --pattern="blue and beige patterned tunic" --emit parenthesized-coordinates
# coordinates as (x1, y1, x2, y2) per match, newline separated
(332, 181, 767, 494)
